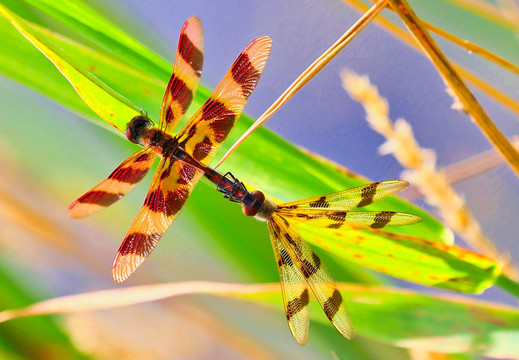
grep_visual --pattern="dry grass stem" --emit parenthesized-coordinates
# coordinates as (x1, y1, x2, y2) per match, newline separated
(363, 0, 519, 75)
(341, 69, 517, 279)
(0, 281, 281, 323)
(214, 0, 388, 168)
(385, 0, 519, 178)
(343, 0, 519, 116)
(370, 0, 519, 38)
(424, 21, 519, 76)
(4, 280, 515, 324)
(455, 66, 519, 114)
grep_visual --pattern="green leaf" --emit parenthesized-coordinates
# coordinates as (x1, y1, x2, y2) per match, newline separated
(2, 281, 517, 358)
(0, 14, 94, 117)
(298, 223, 500, 293)
(239, 283, 519, 358)
(0, 263, 89, 360)
(11, 0, 171, 78)
(0, 3, 141, 133)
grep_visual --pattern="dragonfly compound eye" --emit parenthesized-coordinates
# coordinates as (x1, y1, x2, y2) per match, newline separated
(126, 116, 152, 145)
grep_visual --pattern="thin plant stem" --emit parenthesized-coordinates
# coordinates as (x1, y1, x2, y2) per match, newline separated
(423, 22, 519, 76)
(343, 0, 519, 115)
(386, 0, 519, 178)
(363, 0, 519, 75)
(214, 0, 388, 168)
(366, 0, 519, 75)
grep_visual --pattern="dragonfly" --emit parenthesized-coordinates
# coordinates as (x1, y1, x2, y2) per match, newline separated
(213, 176, 421, 344)
(69, 17, 271, 281)
(69, 17, 421, 344)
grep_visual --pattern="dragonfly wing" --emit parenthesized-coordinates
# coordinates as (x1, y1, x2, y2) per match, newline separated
(279, 180, 409, 211)
(268, 221, 310, 345)
(279, 209, 422, 230)
(270, 214, 355, 340)
(177, 36, 271, 165)
(69, 147, 156, 219)
(159, 16, 204, 134)
(112, 156, 203, 282)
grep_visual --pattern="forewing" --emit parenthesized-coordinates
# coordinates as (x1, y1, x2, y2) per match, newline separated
(268, 221, 309, 345)
(112, 156, 203, 282)
(159, 17, 204, 134)
(278, 209, 422, 230)
(279, 180, 409, 211)
(176, 36, 271, 165)
(271, 215, 355, 340)
(69, 147, 156, 219)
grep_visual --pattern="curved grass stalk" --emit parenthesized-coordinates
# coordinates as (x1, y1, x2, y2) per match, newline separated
(365, 0, 519, 75)
(1, 280, 519, 357)
(385, 0, 519, 178)
(0, 281, 278, 323)
(341, 69, 518, 280)
(344, 0, 519, 116)
(408, 349, 447, 360)
(423, 21, 519, 76)
(214, 0, 388, 168)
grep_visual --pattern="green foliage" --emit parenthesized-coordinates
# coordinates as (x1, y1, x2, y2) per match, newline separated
(234, 283, 519, 358)
(0, 264, 89, 359)
(2, 280, 517, 357)
(1, 3, 140, 132)
(298, 224, 500, 293)
(0, 0, 517, 358)
(0, 0, 504, 296)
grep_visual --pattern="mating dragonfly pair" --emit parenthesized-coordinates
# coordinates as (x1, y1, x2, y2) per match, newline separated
(69, 17, 421, 344)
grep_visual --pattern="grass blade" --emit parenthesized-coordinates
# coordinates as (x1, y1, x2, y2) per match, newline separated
(2, 281, 518, 357)
(0, 3, 141, 132)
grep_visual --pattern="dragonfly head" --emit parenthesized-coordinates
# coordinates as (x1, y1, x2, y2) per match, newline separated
(126, 115, 153, 146)
(242, 191, 277, 221)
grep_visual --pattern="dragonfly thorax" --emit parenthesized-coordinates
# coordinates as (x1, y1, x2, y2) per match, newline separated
(240, 190, 277, 221)
(126, 115, 153, 146)
(254, 196, 277, 222)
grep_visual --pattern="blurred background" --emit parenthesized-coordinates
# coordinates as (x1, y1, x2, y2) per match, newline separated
(0, 0, 518, 358)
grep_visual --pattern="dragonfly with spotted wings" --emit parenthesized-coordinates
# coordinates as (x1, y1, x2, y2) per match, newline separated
(69, 17, 421, 344)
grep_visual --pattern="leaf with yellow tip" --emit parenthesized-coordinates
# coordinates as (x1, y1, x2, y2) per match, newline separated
(1, 281, 518, 357)
(0, 3, 141, 133)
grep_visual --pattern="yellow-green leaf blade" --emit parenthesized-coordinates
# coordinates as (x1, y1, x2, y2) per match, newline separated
(298, 223, 500, 293)
(17, 0, 171, 79)
(0, 3, 140, 132)
(2, 281, 517, 357)
(238, 283, 519, 358)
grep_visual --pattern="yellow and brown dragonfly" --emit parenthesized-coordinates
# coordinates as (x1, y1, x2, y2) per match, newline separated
(69, 17, 421, 344)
